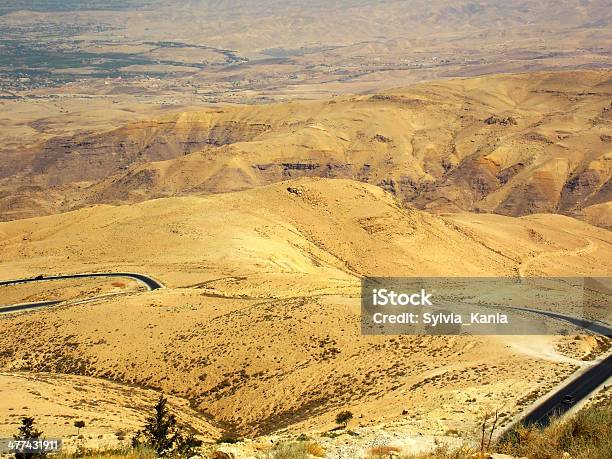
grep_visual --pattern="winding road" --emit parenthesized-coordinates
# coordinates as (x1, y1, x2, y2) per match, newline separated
(0, 272, 164, 314)
(520, 353, 612, 427)
(519, 237, 595, 277)
(1, 272, 609, 430)
(501, 305, 611, 429)
(509, 305, 612, 337)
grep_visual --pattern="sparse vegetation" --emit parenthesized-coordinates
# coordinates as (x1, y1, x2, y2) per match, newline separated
(498, 401, 612, 459)
(364, 401, 611, 458)
(55, 446, 155, 459)
(305, 442, 325, 457)
(131, 395, 201, 458)
(367, 445, 401, 458)
(265, 441, 325, 459)
(335, 410, 353, 429)
(365, 445, 476, 459)
(265, 442, 308, 459)
(0, 3, 611, 459)
(478, 409, 500, 455)
(74, 421, 86, 437)
(7, 398, 612, 459)
(13, 417, 47, 459)
(215, 435, 241, 444)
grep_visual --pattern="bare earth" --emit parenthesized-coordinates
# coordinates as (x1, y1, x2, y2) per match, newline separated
(0, 178, 610, 444)
(0, 6, 610, 450)
(1, 71, 610, 227)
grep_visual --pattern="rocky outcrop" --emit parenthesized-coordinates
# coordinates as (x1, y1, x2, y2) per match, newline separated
(484, 115, 517, 126)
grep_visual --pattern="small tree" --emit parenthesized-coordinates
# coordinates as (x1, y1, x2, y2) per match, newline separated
(486, 409, 500, 451)
(74, 421, 85, 437)
(174, 432, 202, 458)
(479, 412, 490, 455)
(335, 410, 353, 429)
(132, 396, 178, 456)
(132, 395, 201, 457)
(13, 417, 46, 459)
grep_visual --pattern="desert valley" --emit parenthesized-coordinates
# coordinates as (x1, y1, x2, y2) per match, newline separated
(0, 2, 611, 459)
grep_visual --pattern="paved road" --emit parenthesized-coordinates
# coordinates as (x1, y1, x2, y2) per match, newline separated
(0, 272, 163, 314)
(509, 305, 612, 337)
(500, 306, 612, 428)
(0, 272, 163, 290)
(1, 273, 609, 429)
(0, 300, 62, 314)
(520, 353, 612, 427)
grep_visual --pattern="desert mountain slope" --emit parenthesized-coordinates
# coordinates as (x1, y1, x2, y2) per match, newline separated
(1, 71, 610, 224)
(577, 201, 612, 230)
(2, 178, 611, 285)
(0, 372, 220, 441)
(1, 178, 610, 436)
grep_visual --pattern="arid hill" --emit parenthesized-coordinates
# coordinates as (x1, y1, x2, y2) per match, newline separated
(1, 1, 610, 454)
(1, 178, 610, 437)
(1, 71, 610, 226)
(0, 372, 220, 444)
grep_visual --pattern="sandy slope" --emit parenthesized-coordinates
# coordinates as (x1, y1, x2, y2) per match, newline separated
(0, 277, 143, 306)
(2, 178, 610, 284)
(2, 70, 609, 226)
(0, 178, 610, 439)
(0, 372, 220, 440)
(579, 202, 612, 230)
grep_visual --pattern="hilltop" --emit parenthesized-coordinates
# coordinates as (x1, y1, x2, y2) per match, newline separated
(1, 71, 610, 228)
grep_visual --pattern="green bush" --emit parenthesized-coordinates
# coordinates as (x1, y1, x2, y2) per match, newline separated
(13, 417, 47, 459)
(131, 395, 201, 458)
(335, 410, 353, 428)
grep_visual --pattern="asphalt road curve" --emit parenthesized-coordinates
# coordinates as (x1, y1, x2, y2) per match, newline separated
(0, 272, 163, 290)
(1, 273, 609, 430)
(520, 353, 612, 427)
(0, 273, 163, 314)
(509, 305, 612, 337)
(0, 300, 62, 314)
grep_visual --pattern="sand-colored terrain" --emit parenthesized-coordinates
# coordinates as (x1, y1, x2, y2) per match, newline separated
(1, 178, 610, 284)
(1, 71, 610, 226)
(0, 277, 143, 306)
(0, 98, 192, 151)
(0, 3, 610, 455)
(0, 372, 219, 442)
(0, 178, 610, 440)
(579, 202, 612, 230)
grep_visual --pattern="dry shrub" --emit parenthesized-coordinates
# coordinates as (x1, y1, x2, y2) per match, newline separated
(305, 441, 326, 457)
(365, 445, 475, 459)
(265, 441, 310, 459)
(498, 402, 612, 459)
(56, 445, 155, 459)
(407, 445, 475, 459)
(367, 445, 402, 457)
